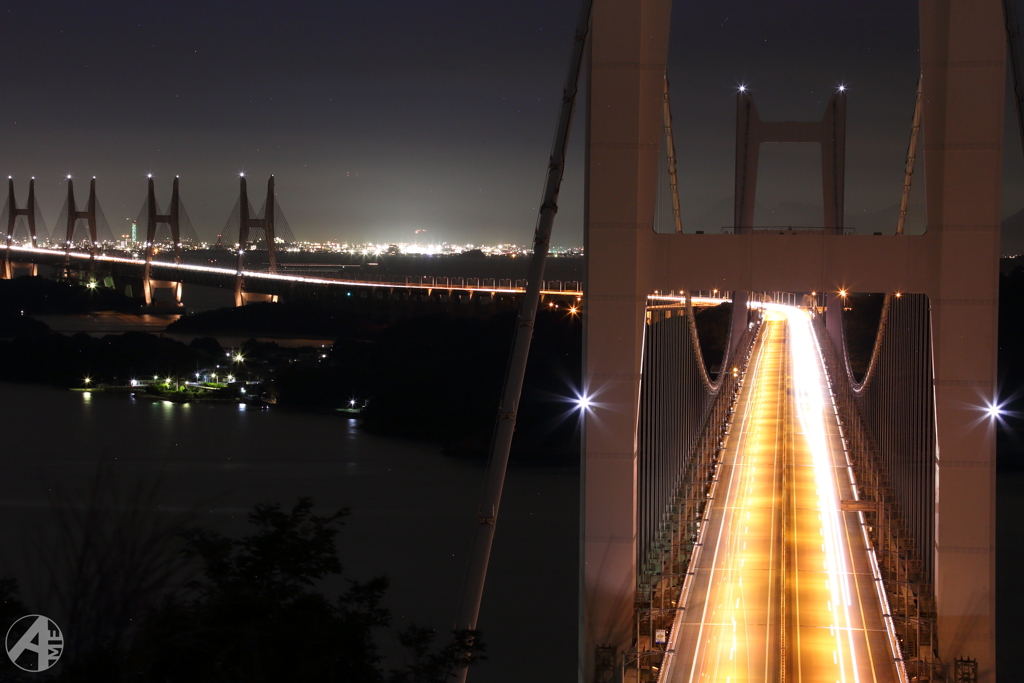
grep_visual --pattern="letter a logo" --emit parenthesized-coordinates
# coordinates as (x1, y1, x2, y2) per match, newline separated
(5, 615, 64, 672)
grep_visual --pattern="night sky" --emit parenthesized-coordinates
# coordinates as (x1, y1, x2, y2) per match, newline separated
(1, 1, 1022, 246)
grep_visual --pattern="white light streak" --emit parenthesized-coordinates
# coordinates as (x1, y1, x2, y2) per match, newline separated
(787, 306, 862, 683)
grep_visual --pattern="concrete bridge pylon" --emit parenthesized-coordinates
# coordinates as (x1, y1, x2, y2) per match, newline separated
(141, 176, 185, 308)
(233, 174, 279, 306)
(2, 177, 44, 279)
(60, 176, 99, 266)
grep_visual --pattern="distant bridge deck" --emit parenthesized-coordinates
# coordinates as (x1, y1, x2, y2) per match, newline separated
(6, 245, 584, 298)
(6, 245, 741, 307)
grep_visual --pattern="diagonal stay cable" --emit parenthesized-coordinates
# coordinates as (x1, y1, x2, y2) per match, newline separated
(452, 0, 594, 678)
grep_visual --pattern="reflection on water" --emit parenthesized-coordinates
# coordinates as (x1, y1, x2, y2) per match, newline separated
(35, 310, 338, 348)
(0, 383, 578, 681)
(36, 312, 180, 335)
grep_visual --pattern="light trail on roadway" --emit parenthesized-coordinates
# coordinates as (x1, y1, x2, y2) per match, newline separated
(6, 246, 741, 308)
(663, 306, 900, 683)
(7, 244, 600, 297)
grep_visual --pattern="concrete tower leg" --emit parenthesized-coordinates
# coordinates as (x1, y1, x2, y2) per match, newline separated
(920, 1, 1003, 678)
(26, 178, 36, 247)
(142, 178, 159, 305)
(169, 177, 183, 306)
(583, 0, 671, 679)
(3, 178, 16, 280)
(61, 178, 78, 275)
(234, 176, 250, 307)
(265, 176, 277, 275)
(86, 179, 98, 260)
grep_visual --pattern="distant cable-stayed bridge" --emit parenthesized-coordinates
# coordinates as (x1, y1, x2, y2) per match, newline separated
(0, 172, 588, 306)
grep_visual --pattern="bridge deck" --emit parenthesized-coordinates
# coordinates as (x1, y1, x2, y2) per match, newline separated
(664, 310, 898, 682)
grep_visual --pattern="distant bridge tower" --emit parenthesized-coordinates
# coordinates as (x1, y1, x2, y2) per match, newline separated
(733, 89, 853, 356)
(734, 89, 846, 234)
(60, 176, 99, 263)
(141, 176, 184, 308)
(2, 177, 44, 278)
(233, 174, 279, 306)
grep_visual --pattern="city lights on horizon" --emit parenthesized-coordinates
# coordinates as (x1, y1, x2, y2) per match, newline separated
(9, 234, 584, 257)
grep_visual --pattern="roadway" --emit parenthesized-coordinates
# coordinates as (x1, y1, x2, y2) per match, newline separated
(663, 307, 900, 683)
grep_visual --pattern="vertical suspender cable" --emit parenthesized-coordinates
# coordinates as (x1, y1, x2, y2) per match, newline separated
(1005, 0, 1024, 161)
(896, 77, 922, 236)
(452, 1, 593, 676)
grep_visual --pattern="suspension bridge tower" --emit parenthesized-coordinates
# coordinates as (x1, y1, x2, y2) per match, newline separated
(582, 0, 1003, 680)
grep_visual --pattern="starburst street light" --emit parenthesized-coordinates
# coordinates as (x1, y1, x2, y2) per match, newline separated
(978, 396, 1017, 427)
